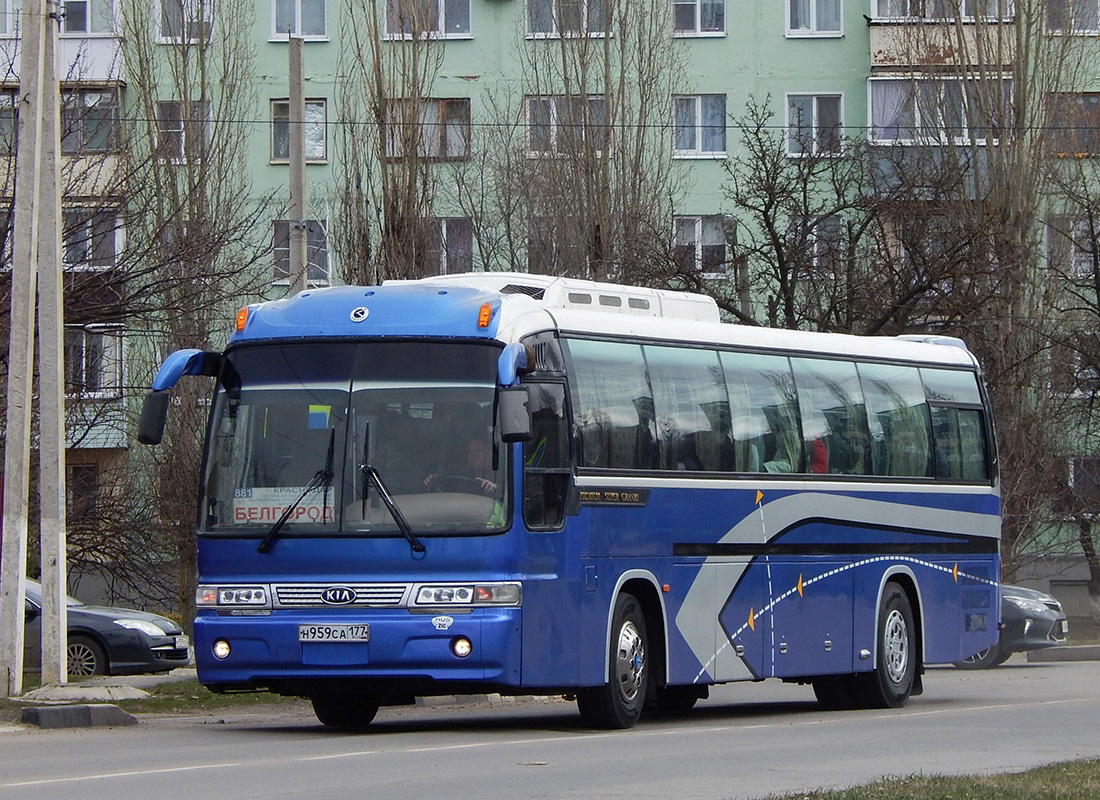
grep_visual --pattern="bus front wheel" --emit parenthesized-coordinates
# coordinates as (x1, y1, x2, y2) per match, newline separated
(577, 592, 648, 729)
(857, 582, 917, 708)
(311, 694, 380, 730)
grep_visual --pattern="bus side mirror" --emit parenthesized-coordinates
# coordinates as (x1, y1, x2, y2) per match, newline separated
(500, 385, 532, 443)
(138, 390, 171, 445)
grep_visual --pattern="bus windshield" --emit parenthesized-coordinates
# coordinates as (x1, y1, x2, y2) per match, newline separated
(201, 341, 508, 536)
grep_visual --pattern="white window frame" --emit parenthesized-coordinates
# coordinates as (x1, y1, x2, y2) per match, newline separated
(872, 0, 1013, 21)
(60, 0, 116, 35)
(526, 0, 607, 38)
(787, 0, 842, 36)
(525, 95, 609, 157)
(64, 323, 123, 400)
(672, 0, 725, 36)
(673, 215, 730, 278)
(62, 207, 122, 271)
(157, 0, 213, 44)
(271, 0, 327, 39)
(273, 218, 331, 285)
(270, 98, 328, 162)
(0, 88, 17, 155)
(786, 92, 843, 156)
(155, 99, 211, 162)
(1047, 216, 1096, 280)
(384, 0, 472, 39)
(868, 76, 1010, 146)
(672, 94, 726, 158)
(0, 0, 17, 37)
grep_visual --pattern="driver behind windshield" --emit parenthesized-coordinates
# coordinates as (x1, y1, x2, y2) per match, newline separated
(424, 439, 498, 495)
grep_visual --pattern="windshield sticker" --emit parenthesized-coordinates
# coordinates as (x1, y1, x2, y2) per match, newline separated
(308, 404, 331, 429)
(233, 487, 335, 524)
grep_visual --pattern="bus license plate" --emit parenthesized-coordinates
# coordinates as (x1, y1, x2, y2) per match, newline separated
(298, 624, 371, 642)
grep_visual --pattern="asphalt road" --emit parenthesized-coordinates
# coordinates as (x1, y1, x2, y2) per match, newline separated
(2, 658, 1099, 800)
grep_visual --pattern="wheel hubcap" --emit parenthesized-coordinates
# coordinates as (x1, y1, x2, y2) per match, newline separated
(883, 609, 909, 684)
(67, 644, 96, 677)
(615, 621, 645, 702)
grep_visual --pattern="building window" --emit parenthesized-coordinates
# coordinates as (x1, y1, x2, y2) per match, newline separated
(1047, 216, 1096, 279)
(673, 215, 730, 276)
(673, 0, 724, 34)
(66, 463, 99, 520)
(429, 217, 474, 274)
(384, 98, 470, 160)
(1048, 93, 1100, 155)
(61, 1, 115, 34)
(159, 0, 213, 42)
(787, 93, 841, 155)
(869, 77, 1011, 145)
(874, 0, 1012, 20)
(526, 95, 609, 156)
(1048, 0, 1099, 32)
(63, 208, 119, 271)
(273, 0, 326, 38)
(155, 100, 210, 161)
(528, 0, 606, 36)
(61, 88, 119, 154)
(65, 324, 123, 398)
(385, 0, 470, 37)
(788, 0, 841, 34)
(0, 89, 16, 155)
(271, 98, 327, 162)
(673, 94, 726, 157)
(809, 215, 843, 277)
(273, 219, 330, 284)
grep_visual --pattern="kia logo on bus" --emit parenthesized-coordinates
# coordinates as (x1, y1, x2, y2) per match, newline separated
(349, 307, 369, 323)
(320, 586, 356, 605)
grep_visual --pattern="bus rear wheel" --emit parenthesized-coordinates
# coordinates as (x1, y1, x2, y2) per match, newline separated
(311, 694, 380, 730)
(577, 592, 648, 729)
(856, 582, 917, 709)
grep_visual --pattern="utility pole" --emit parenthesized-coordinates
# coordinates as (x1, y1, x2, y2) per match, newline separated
(37, 0, 67, 687)
(0, 0, 50, 698)
(288, 34, 308, 294)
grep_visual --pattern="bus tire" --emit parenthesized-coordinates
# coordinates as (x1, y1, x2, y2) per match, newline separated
(648, 684, 705, 717)
(311, 694, 380, 730)
(577, 592, 648, 729)
(857, 581, 917, 709)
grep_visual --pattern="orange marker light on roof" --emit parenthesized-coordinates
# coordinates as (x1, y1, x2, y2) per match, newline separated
(235, 307, 250, 332)
(477, 303, 493, 328)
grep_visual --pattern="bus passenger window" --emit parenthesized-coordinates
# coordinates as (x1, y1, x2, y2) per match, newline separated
(645, 345, 732, 472)
(722, 351, 801, 473)
(858, 363, 932, 478)
(791, 358, 871, 476)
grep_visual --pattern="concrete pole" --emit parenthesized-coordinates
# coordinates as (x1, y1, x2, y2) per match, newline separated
(37, 5, 67, 686)
(0, 0, 47, 698)
(288, 35, 308, 294)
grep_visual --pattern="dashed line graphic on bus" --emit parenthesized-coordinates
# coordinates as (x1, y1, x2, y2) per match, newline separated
(695, 534, 998, 686)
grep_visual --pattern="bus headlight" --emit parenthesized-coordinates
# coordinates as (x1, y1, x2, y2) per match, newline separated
(411, 582, 521, 607)
(196, 585, 271, 608)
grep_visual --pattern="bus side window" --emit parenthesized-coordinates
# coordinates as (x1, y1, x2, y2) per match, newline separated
(523, 383, 571, 530)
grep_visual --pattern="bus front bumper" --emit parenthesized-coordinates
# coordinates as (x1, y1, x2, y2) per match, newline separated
(193, 607, 522, 693)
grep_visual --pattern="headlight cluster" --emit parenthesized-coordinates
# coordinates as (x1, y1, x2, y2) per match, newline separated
(411, 583, 521, 607)
(196, 585, 271, 608)
(1003, 595, 1050, 615)
(113, 619, 169, 637)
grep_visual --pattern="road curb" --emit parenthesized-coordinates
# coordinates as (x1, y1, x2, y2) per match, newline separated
(1026, 645, 1100, 663)
(20, 704, 138, 728)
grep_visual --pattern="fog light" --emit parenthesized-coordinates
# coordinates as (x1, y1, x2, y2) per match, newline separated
(213, 639, 231, 659)
(451, 636, 472, 658)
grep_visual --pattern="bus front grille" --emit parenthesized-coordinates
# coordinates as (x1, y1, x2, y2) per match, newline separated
(273, 583, 411, 608)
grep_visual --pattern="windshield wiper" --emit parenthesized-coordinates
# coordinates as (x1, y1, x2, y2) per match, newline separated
(360, 422, 425, 554)
(257, 428, 335, 554)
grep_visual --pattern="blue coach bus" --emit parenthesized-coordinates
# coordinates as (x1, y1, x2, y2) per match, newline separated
(140, 272, 1000, 729)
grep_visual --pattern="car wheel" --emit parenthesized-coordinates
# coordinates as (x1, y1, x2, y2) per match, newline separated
(953, 638, 1007, 669)
(67, 635, 108, 677)
(854, 582, 917, 709)
(311, 694, 380, 730)
(577, 592, 648, 729)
